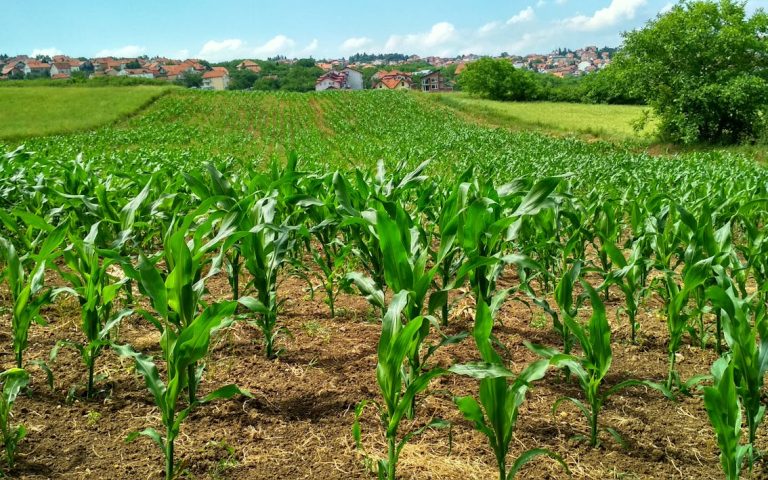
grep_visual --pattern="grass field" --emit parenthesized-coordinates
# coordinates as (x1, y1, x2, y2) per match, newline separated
(431, 93, 657, 142)
(0, 86, 169, 140)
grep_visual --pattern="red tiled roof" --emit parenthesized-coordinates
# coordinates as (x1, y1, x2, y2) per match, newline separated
(202, 67, 229, 79)
(51, 73, 70, 79)
(25, 60, 50, 69)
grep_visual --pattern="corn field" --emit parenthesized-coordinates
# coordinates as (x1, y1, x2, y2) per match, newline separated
(1, 90, 768, 479)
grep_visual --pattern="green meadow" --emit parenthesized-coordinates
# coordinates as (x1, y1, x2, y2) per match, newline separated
(0, 86, 169, 140)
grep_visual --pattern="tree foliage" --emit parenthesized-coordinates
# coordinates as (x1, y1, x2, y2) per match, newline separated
(459, 58, 540, 101)
(615, 0, 768, 144)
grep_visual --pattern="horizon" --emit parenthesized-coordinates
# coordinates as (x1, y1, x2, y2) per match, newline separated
(3, 0, 766, 62)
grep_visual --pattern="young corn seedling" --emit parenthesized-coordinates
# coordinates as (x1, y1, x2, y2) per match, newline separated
(657, 257, 713, 390)
(352, 291, 449, 480)
(53, 223, 132, 398)
(0, 368, 29, 471)
(349, 205, 466, 419)
(115, 301, 252, 480)
(301, 173, 349, 318)
(704, 357, 751, 480)
(706, 275, 768, 456)
(528, 282, 671, 447)
(602, 240, 651, 344)
(238, 192, 306, 359)
(126, 215, 237, 403)
(452, 298, 569, 480)
(0, 224, 67, 368)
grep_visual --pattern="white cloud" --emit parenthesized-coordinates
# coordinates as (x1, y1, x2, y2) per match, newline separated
(478, 21, 501, 35)
(175, 49, 190, 59)
(536, 0, 547, 7)
(254, 35, 296, 56)
(340, 36, 374, 52)
(198, 39, 246, 61)
(556, 0, 568, 4)
(561, 0, 647, 31)
(197, 36, 300, 61)
(301, 39, 319, 56)
(95, 45, 146, 57)
(660, 2, 675, 14)
(31, 47, 62, 57)
(384, 22, 457, 54)
(507, 6, 535, 24)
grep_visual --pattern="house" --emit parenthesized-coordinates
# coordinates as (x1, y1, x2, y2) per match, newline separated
(372, 71, 413, 90)
(179, 59, 206, 72)
(202, 67, 230, 90)
(1, 60, 25, 79)
(23, 60, 51, 77)
(315, 68, 363, 91)
(50, 62, 72, 76)
(51, 73, 71, 80)
(164, 63, 197, 81)
(237, 60, 261, 73)
(420, 70, 452, 93)
(118, 68, 155, 79)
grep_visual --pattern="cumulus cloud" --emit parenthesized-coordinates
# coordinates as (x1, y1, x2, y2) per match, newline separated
(301, 39, 319, 56)
(507, 6, 535, 24)
(561, 0, 647, 31)
(384, 22, 457, 54)
(197, 36, 301, 61)
(31, 47, 62, 57)
(478, 21, 501, 35)
(340, 36, 374, 52)
(198, 39, 246, 61)
(254, 35, 296, 56)
(95, 45, 146, 57)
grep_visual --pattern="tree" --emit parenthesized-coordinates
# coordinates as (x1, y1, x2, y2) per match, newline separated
(615, 0, 768, 144)
(174, 72, 203, 88)
(125, 60, 141, 69)
(459, 58, 540, 101)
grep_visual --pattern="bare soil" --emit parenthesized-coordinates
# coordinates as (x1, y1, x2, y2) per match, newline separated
(1, 265, 765, 480)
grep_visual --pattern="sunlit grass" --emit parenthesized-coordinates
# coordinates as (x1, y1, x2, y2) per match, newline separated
(430, 93, 658, 142)
(0, 86, 170, 140)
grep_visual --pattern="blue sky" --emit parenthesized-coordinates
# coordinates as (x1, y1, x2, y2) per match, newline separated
(3, 0, 767, 61)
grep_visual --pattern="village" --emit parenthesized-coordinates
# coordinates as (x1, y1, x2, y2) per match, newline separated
(0, 45, 614, 92)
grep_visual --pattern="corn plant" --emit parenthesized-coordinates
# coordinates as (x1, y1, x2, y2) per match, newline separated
(126, 220, 234, 403)
(352, 291, 450, 480)
(348, 205, 465, 419)
(453, 298, 569, 480)
(115, 301, 251, 480)
(602, 240, 651, 344)
(238, 192, 307, 359)
(0, 224, 67, 368)
(656, 257, 713, 390)
(54, 223, 132, 398)
(0, 368, 29, 471)
(528, 283, 670, 447)
(301, 173, 349, 318)
(704, 357, 751, 480)
(706, 276, 768, 451)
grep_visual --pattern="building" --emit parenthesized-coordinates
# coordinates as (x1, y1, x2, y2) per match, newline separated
(1, 61, 25, 79)
(236, 60, 261, 73)
(202, 67, 230, 90)
(23, 60, 51, 77)
(315, 68, 363, 91)
(420, 70, 452, 93)
(50, 62, 72, 76)
(372, 70, 413, 90)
